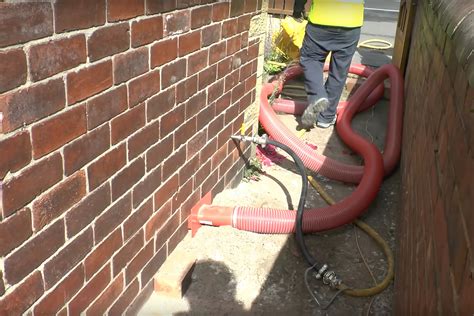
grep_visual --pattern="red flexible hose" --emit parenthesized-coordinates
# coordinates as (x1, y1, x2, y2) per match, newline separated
(191, 64, 404, 234)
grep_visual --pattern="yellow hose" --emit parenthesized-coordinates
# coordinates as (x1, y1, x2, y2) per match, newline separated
(307, 175, 395, 297)
(358, 39, 393, 50)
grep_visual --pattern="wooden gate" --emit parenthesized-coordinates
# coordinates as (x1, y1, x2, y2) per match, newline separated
(392, 0, 417, 75)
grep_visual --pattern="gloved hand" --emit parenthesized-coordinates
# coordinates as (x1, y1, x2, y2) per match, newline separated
(293, 10, 305, 19)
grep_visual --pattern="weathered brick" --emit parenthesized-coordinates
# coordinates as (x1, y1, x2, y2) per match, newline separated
(227, 35, 241, 55)
(237, 14, 251, 33)
(88, 144, 127, 190)
(141, 244, 167, 285)
(196, 104, 215, 131)
(132, 16, 164, 47)
(217, 56, 233, 79)
(33, 265, 84, 316)
(0, 3, 53, 48)
(179, 30, 201, 56)
(126, 279, 154, 314)
(0, 131, 31, 180)
(31, 105, 87, 159)
(54, 0, 106, 32)
(108, 0, 145, 22)
(162, 59, 187, 89)
(88, 23, 130, 62)
(94, 193, 132, 243)
(209, 42, 227, 65)
(0, 49, 27, 93)
(63, 125, 110, 176)
(155, 211, 180, 250)
(153, 174, 178, 209)
(125, 241, 154, 285)
(29, 35, 86, 82)
(191, 6, 212, 29)
(245, 0, 258, 12)
(230, 0, 244, 17)
(128, 120, 160, 160)
(109, 279, 139, 315)
(1, 154, 63, 218)
(129, 71, 161, 107)
(133, 166, 162, 208)
(160, 104, 185, 138)
(212, 2, 230, 22)
(111, 103, 146, 145)
(186, 130, 207, 159)
(113, 47, 149, 84)
(146, 0, 177, 14)
(185, 92, 206, 119)
(66, 183, 111, 238)
(67, 60, 113, 105)
(113, 230, 144, 276)
(124, 198, 153, 241)
(86, 85, 128, 130)
(202, 24, 221, 47)
(0, 271, 44, 315)
(0, 208, 32, 257)
(43, 227, 93, 289)
(164, 10, 190, 36)
(84, 228, 122, 280)
(4, 220, 64, 285)
(32, 171, 86, 231)
(145, 200, 172, 241)
(151, 38, 178, 68)
(198, 64, 217, 90)
(176, 75, 198, 104)
(68, 265, 111, 315)
(112, 158, 145, 200)
(222, 19, 239, 38)
(87, 273, 124, 315)
(147, 87, 176, 121)
(0, 79, 65, 133)
(146, 135, 174, 171)
(162, 146, 186, 181)
(168, 221, 188, 253)
(188, 49, 208, 74)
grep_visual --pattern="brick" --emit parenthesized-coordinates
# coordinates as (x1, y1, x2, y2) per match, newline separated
(179, 30, 201, 56)
(176, 75, 198, 104)
(230, 0, 244, 17)
(132, 16, 164, 47)
(186, 130, 207, 159)
(88, 145, 127, 190)
(0, 131, 31, 180)
(66, 183, 111, 238)
(54, 0, 106, 32)
(129, 71, 161, 107)
(227, 36, 241, 55)
(84, 228, 122, 280)
(196, 103, 215, 131)
(108, 0, 145, 22)
(168, 221, 188, 252)
(112, 158, 145, 200)
(208, 79, 224, 104)
(0, 3, 53, 48)
(67, 60, 113, 105)
(111, 104, 146, 145)
(86, 85, 128, 130)
(128, 121, 160, 160)
(146, 135, 173, 171)
(126, 241, 154, 284)
(151, 38, 178, 68)
(113, 230, 144, 276)
(0, 271, 44, 315)
(146, 200, 172, 240)
(155, 211, 180, 250)
(43, 227, 93, 289)
(215, 92, 231, 115)
(209, 42, 227, 65)
(147, 87, 176, 121)
(113, 47, 149, 85)
(173, 178, 192, 208)
(33, 265, 84, 316)
(125, 279, 154, 314)
(87, 273, 124, 315)
(217, 57, 232, 79)
(94, 193, 132, 243)
(162, 146, 186, 181)
(154, 246, 196, 298)
(63, 125, 110, 176)
(124, 198, 153, 241)
(0, 49, 27, 93)
(32, 171, 86, 231)
(160, 104, 185, 138)
(88, 23, 130, 62)
(68, 265, 111, 315)
(29, 35, 86, 82)
(202, 24, 221, 47)
(141, 244, 167, 285)
(162, 59, 187, 89)
(153, 174, 178, 209)
(245, 0, 258, 12)
(185, 92, 206, 120)
(32, 105, 87, 159)
(237, 14, 251, 33)
(146, 0, 177, 14)
(191, 6, 212, 29)
(1, 154, 63, 218)
(198, 64, 217, 90)
(188, 49, 208, 74)
(133, 166, 162, 208)
(212, 2, 230, 22)
(109, 279, 139, 315)
(164, 10, 190, 36)
(4, 220, 64, 285)
(222, 19, 239, 38)
(0, 78, 65, 133)
(0, 208, 32, 257)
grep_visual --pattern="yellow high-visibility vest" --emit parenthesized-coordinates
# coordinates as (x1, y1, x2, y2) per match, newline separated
(308, 0, 364, 28)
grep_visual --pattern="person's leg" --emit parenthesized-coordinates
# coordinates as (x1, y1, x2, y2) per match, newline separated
(299, 24, 330, 127)
(317, 27, 361, 126)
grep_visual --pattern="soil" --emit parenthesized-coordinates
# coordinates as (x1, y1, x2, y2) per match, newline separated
(140, 82, 400, 315)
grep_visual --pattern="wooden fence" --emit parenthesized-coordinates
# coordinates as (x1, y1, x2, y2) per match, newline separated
(267, 0, 311, 15)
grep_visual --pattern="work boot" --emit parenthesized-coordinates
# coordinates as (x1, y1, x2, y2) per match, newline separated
(316, 115, 337, 129)
(301, 98, 329, 128)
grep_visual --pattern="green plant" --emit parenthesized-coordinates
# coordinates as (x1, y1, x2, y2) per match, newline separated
(243, 157, 264, 182)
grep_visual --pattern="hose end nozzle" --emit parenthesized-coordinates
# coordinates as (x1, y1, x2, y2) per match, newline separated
(230, 134, 269, 147)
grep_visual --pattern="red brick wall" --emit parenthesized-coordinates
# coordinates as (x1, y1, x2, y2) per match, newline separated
(395, 0, 473, 314)
(0, 1, 261, 314)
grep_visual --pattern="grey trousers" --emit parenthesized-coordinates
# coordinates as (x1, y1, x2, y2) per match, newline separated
(300, 23, 361, 123)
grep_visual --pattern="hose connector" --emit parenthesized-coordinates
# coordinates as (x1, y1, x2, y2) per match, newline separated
(230, 134, 269, 148)
(314, 264, 342, 289)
